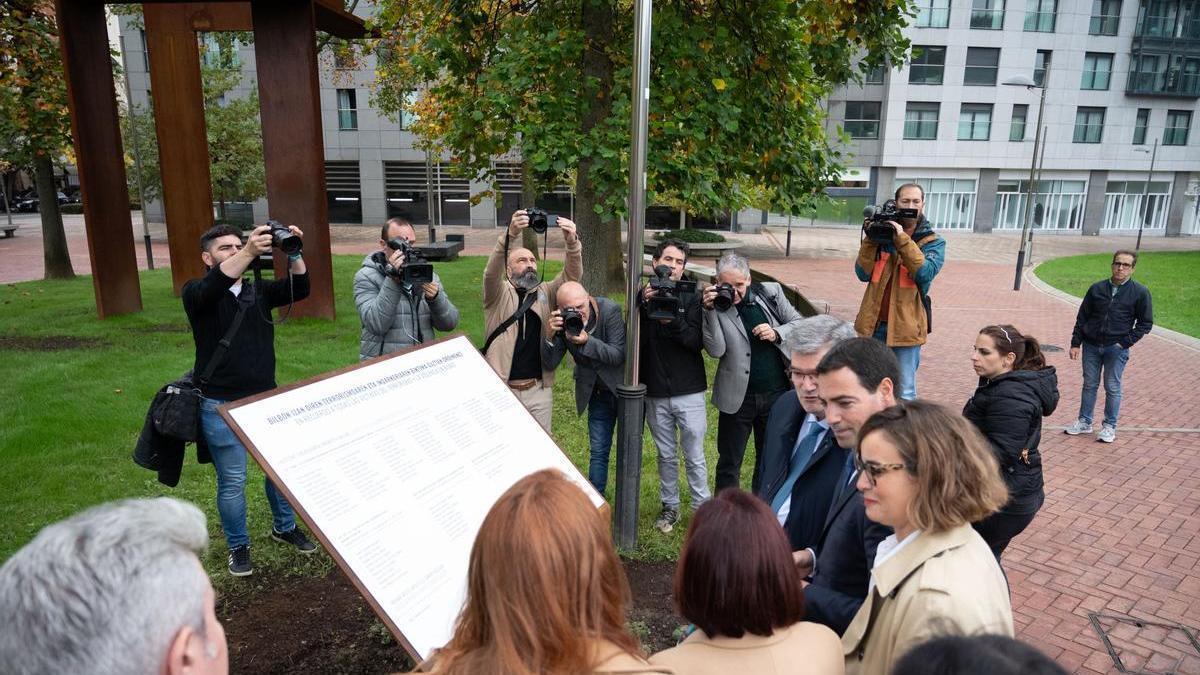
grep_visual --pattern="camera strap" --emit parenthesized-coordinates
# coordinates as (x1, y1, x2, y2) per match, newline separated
(252, 262, 295, 325)
(481, 289, 538, 356)
(198, 289, 254, 386)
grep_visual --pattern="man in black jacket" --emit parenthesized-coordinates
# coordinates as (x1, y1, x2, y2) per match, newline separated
(1065, 250, 1154, 444)
(183, 224, 317, 577)
(639, 239, 710, 533)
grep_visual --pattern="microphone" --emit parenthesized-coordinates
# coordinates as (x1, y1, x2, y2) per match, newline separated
(862, 205, 876, 219)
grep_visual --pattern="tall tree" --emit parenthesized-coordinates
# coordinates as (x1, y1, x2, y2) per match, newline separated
(199, 56, 266, 223)
(372, 0, 912, 294)
(0, 0, 75, 279)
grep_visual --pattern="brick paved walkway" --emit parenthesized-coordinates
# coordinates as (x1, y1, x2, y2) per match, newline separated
(4, 213, 1199, 672)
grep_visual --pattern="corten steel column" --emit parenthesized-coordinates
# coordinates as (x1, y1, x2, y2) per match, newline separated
(251, 0, 335, 319)
(144, 4, 215, 293)
(55, 0, 142, 317)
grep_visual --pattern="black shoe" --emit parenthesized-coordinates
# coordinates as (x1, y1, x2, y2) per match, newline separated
(272, 527, 317, 554)
(228, 545, 253, 577)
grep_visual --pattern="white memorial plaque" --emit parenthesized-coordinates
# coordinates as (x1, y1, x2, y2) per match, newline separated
(219, 334, 604, 660)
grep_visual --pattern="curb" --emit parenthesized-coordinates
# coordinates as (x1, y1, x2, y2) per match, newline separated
(1025, 263, 1200, 354)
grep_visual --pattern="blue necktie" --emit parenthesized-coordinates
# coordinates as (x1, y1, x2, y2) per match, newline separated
(771, 424, 825, 515)
(831, 449, 857, 509)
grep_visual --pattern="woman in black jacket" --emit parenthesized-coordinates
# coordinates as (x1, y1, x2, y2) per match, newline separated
(964, 324, 1059, 561)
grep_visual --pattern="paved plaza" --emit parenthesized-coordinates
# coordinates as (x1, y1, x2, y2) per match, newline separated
(2, 213, 1198, 673)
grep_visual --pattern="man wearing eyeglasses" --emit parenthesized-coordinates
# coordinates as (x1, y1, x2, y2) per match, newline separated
(791, 337, 896, 635)
(755, 314, 857, 553)
(1065, 250, 1154, 444)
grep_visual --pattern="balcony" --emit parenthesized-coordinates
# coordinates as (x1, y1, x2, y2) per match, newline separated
(1126, 68, 1200, 97)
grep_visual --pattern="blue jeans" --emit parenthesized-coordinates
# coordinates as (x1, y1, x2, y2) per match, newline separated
(872, 322, 921, 400)
(201, 397, 296, 549)
(1078, 342, 1130, 428)
(587, 387, 619, 494)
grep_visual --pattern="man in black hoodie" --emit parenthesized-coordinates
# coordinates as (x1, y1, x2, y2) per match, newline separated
(1065, 250, 1154, 444)
(639, 239, 710, 533)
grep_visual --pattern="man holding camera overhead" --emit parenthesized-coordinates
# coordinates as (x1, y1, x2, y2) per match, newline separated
(182, 223, 317, 577)
(702, 252, 804, 494)
(542, 281, 625, 494)
(853, 183, 946, 400)
(482, 208, 582, 431)
(354, 216, 460, 359)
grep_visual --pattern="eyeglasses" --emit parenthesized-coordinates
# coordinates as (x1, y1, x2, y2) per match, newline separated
(1112, 262, 1134, 268)
(853, 454, 909, 487)
(785, 367, 818, 382)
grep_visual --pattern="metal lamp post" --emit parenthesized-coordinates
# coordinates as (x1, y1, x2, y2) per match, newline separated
(1002, 74, 1046, 291)
(1133, 139, 1159, 251)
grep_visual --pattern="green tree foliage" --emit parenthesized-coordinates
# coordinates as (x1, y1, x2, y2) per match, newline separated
(199, 50, 266, 223)
(0, 0, 75, 279)
(119, 101, 161, 207)
(371, 0, 911, 292)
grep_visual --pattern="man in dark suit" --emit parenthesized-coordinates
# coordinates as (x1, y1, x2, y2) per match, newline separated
(793, 337, 897, 634)
(543, 281, 625, 494)
(755, 314, 858, 552)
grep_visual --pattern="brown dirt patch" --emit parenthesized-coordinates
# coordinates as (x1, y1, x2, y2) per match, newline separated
(0, 335, 108, 351)
(221, 559, 682, 673)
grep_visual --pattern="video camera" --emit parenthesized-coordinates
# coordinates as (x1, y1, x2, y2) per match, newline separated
(560, 307, 585, 338)
(862, 200, 919, 244)
(384, 238, 434, 285)
(525, 207, 558, 235)
(645, 265, 697, 321)
(712, 283, 736, 312)
(266, 219, 302, 255)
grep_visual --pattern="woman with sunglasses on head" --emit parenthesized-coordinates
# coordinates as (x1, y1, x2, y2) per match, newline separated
(963, 324, 1059, 561)
(841, 401, 1012, 675)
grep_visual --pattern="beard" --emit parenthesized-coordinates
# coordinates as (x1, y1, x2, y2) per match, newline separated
(511, 269, 539, 290)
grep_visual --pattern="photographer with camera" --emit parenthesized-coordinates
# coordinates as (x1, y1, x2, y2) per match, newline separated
(182, 223, 317, 577)
(854, 183, 946, 400)
(482, 208, 582, 431)
(637, 239, 710, 533)
(353, 217, 460, 359)
(702, 252, 804, 494)
(542, 282, 625, 494)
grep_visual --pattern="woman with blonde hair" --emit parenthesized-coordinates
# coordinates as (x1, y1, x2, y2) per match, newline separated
(426, 470, 670, 675)
(840, 401, 1012, 675)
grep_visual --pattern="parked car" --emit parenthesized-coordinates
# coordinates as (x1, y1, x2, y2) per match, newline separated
(12, 191, 69, 212)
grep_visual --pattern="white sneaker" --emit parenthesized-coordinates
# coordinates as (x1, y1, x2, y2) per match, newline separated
(1098, 425, 1116, 443)
(1064, 419, 1093, 435)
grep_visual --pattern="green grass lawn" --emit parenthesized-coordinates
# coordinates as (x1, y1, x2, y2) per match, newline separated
(1034, 251, 1200, 339)
(0, 256, 743, 587)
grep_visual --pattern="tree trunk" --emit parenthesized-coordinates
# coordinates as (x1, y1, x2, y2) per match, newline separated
(576, 0, 624, 297)
(520, 158, 540, 259)
(34, 154, 74, 280)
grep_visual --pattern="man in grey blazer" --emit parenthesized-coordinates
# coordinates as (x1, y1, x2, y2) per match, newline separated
(543, 281, 626, 493)
(702, 253, 805, 493)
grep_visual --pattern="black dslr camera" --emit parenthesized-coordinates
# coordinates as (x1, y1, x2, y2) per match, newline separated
(864, 200, 918, 244)
(525, 207, 558, 235)
(645, 265, 697, 321)
(560, 307, 585, 337)
(384, 238, 434, 285)
(712, 282, 736, 312)
(267, 219, 302, 255)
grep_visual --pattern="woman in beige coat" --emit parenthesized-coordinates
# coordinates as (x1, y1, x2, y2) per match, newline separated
(841, 401, 1014, 675)
(650, 490, 842, 675)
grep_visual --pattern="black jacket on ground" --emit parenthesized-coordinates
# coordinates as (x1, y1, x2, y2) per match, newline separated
(182, 266, 310, 400)
(1070, 279, 1153, 349)
(753, 393, 847, 552)
(637, 288, 707, 398)
(963, 367, 1059, 513)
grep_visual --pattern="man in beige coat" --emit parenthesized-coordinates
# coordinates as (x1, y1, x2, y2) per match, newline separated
(482, 209, 582, 430)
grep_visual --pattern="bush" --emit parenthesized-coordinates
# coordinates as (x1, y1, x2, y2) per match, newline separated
(652, 228, 727, 244)
(60, 204, 84, 214)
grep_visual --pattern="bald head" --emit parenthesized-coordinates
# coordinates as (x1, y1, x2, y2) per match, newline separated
(556, 281, 592, 325)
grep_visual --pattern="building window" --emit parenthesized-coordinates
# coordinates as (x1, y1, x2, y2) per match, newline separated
(1103, 180, 1171, 230)
(1081, 52, 1114, 90)
(1024, 0, 1057, 31)
(1034, 49, 1052, 87)
(1133, 108, 1150, 144)
(995, 180, 1086, 230)
(325, 161, 363, 224)
(958, 104, 993, 140)
(199, 34, 240, 70)
(965, 47, 1001, 85)
(971, 0, 1006, 29)
(1164, 109, 1192, 145)
(138, 29, 150, 72)
(904, 102, 940, 139)
(1073, 106, 1105, 143)
(865, 64, 886, 84)
(1089, 0, 1121, 34)
(1010, 104, 1029, 141)
(895, 178, 978, 230)
(336, 88, 358, 131)
(1139, 0, 1179, 37)
(844, 102, 881, 139)
(399, 90, 419, 131)
(909, 46, 947, 85)
(914, 0, 950, 27)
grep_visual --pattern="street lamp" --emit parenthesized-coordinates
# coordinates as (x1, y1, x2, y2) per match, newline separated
(1002, 74, 1047, 291)
(1133, 139, 1159, 251)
